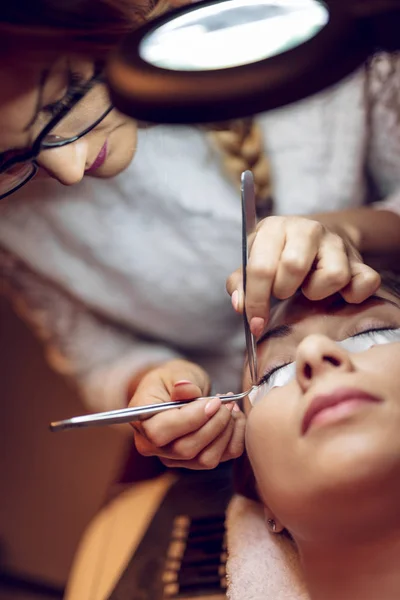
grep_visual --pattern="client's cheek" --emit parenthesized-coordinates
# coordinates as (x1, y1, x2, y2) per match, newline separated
(246, 390, 301, 480)
(246, 402, 286, 461)
(245, 418, 291, 511)
(243, 396, 252, 417)
(357, 346, 400, 397)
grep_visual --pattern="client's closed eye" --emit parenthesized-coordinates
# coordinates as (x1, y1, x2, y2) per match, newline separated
(249, 362, 296, 405)
(259, 363, 295, 389)
(339, 327, 400, 352)
(249, 327, 400, 407)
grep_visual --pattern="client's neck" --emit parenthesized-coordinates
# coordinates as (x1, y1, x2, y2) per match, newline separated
(300, 529, 400, 600)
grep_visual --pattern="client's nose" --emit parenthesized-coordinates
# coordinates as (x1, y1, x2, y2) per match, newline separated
(296, 334, 354, 392)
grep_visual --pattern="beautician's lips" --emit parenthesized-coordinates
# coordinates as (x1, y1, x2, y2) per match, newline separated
(302, 387, 382, 435)
(85, 141, 108, 173)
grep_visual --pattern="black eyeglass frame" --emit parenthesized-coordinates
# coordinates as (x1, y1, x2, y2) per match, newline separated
(0, 68, 113, 199)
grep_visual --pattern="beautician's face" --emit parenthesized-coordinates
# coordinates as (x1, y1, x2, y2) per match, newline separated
(245, 288, 400, 544)
(0, 55, 137, 190)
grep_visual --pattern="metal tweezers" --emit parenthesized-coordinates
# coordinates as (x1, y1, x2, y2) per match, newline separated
(50, 170, 258, 432)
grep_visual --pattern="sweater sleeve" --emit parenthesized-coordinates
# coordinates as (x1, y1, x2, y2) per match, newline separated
(373, 190, 400, 216)
(0, 248, 182, 412)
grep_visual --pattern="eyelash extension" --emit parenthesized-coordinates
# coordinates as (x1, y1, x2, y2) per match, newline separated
(347, 326, 398, 340)
(257, 362, 292, 387)
(257, 327, 398, 387)
(42, 71, 87, 117)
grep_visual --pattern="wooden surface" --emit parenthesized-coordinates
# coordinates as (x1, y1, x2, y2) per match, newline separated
(65, 474, 178, 600)
(0, 298, 131, 586)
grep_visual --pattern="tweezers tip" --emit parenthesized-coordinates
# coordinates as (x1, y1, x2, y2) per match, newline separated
(49, 421, 64, 432)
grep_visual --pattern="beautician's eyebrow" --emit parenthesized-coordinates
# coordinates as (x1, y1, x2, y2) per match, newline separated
(257, 294, 400, 346)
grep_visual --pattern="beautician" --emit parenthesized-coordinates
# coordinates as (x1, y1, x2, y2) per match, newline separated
(1, 0, 399, 470)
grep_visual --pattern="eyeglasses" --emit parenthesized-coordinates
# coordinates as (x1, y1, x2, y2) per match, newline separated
(0, 70, 113, 200)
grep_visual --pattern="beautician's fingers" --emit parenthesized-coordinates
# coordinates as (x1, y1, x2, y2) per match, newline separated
(134, 402, 233, 463)
(271, 219, 322, 299)
(128, 359, 212, 452)
(128, 361, 244, 469)
(339, 260, 381, 304)
(227, 267, 245, 313)
(132, 398, 212, 458)
(301, 233, 381, 303)
(243, 217, 286, 334)
(301, 232, 352, 300)
(160, 405, 246, 469)
(128, 360, 210, 415)
(226, 231, 258, 312)
(227, 217, 381, 335)
(160, 408, 235, 467)
(160, 422, 235, 470)
(218, 404, 246, 462)
(227, 217, 323, 333)
(134, 396, 224, 451)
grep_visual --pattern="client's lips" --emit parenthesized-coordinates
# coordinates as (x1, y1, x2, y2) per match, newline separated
(302, 387, 381, 435)
(85, 141, 108, 173)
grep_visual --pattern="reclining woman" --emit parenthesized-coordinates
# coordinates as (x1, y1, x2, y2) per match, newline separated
(227, 271, 400, 600)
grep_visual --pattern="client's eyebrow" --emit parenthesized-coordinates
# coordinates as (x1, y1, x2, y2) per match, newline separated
(257, 324, 292, 345)
(329, 294, 400, 313)
(256, 294, 400, 347)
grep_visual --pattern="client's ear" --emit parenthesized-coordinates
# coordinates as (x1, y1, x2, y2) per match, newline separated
(234, 451, 285, 534)
(263, 507, 284, 534)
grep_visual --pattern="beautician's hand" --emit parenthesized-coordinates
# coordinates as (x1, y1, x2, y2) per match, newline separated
(127, 359, 245, 469)
(227, 215, 380, 337)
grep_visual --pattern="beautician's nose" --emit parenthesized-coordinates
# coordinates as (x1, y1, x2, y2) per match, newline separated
(37, 140, 88, 185)
(296, 334, 354, 393)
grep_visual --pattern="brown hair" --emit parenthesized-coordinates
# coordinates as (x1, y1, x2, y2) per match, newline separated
(233, 449, 260, 502)
(0, 0, 273, 207)
(0, 0, 158, 61)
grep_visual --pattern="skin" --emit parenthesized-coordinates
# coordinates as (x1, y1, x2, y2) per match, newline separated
(1, 14, 396, 483)
(245, 289, 400, 600)
(0, 56, 137, 186)
(227, 216, 382, 337)
(0, 0, 193, 187)
(0, 27, 248, 469)
(129, 359, 246, 470)
(129, 217, 381, 469)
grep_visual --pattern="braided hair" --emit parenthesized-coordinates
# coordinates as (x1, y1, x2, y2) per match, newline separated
(151, 1, 274, 217)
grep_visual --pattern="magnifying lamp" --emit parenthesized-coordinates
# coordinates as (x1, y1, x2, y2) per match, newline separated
(107, 0, 400, 123)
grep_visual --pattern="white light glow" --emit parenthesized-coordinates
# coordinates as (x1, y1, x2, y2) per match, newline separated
(141, 0, 329, 71)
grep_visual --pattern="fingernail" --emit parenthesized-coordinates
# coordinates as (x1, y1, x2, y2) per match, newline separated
(250, 317, 265, 337)
(174, 380, 193, 387)
(238, 291, 245, 312)
(231, 290, 239, 312)
(205, 396, 221, 416)
(233, 403, 241, 413)
(225, 402, 234, 412)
